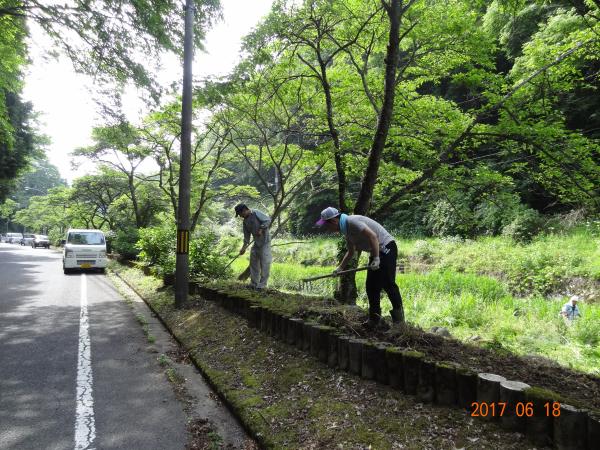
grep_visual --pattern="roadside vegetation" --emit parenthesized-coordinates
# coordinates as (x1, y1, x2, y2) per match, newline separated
(112, 264, 538, 449)
(221, 225, 600, 376)
(3, 0, 600, 381)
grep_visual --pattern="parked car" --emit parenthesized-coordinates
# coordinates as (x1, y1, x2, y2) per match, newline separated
(63, 229, 108, 274)
(32, 234, 50, 249)
(21, 233, 35, 246)
(6, 232, 23, 244)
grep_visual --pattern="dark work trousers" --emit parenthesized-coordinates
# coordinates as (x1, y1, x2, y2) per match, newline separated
(365, 241, 403, 317)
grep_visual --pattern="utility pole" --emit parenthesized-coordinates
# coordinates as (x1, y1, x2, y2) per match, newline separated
(175, 0, 194, 308)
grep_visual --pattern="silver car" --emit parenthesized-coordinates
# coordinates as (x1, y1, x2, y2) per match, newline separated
(21, 233, 35, 246)
(6, 232, 23, 244)
(32, 234, 50, 249)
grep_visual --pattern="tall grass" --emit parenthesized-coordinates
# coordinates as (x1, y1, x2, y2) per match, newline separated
(226, 229, 600, 375)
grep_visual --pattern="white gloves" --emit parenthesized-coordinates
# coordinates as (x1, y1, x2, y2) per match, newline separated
(369, 256, 380, 270)
(332, 266, 344, 276)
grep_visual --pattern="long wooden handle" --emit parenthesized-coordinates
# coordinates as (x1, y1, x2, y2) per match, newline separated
(301, 266, 370, 283)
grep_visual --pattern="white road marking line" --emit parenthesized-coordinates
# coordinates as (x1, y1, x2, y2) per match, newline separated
(75, 274, 96, 450)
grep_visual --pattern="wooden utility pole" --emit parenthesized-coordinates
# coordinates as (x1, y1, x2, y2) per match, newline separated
(175, 0, 194, 308)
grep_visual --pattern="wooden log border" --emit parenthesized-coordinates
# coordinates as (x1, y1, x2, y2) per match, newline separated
(190, 282, 599, 449)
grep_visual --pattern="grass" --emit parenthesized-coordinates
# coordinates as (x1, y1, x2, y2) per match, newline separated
(113, 264, 532, 449)
(226, 230, 600, 375)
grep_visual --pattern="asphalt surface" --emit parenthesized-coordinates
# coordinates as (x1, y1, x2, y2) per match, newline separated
(0, 243, 188, 449)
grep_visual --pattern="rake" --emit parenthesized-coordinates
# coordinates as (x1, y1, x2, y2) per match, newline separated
(300, 266, 370, 288)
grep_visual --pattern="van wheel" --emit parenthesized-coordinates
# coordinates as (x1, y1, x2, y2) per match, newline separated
(63, 268, 71, 274)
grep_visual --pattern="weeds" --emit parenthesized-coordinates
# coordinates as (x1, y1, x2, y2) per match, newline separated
(224, 230, 600, 374)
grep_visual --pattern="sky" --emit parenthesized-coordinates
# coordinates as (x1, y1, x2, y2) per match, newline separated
(22, 0, 275, 184)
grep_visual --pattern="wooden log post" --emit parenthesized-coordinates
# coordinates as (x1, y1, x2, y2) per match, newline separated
(239, 298, 250, 320)
(417, 359, 436, 403)
(554, 404, 588, 450)
(348, 338, 366, 376)
(301, 321, 314, 352)
(499, 380, 530, 432)
(373, 342, 390, 385)
(288, 318, 303, 346)
(327, 332, 341, 368)
(260, 309, 270, 334)
(402, 350, 424, 395)
(435, 363, 457, 406)
(309, 324, 321, 359)
(524, 387, 556, 448)
(248, 306, 261, 328)
(317, 326, 333, 364)
(337, 335, 351, 371)
(361, 341, 377, 380)
(456, 367, 478, 411)
(477, 373, 507, 421)
(385, 347, 403, 390)
(271, 312, 281, 338)
(587, 410, 600, 450)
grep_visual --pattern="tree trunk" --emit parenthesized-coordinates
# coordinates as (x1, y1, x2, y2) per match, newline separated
(337, 0, 401, 304)
(321, 63, 348, 213)
(354, 0, 401, 216)
(128, 173, 143, 228)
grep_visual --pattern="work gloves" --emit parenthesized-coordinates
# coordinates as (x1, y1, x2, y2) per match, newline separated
(369, 256, 380, 270)
(332, 266, 344, 276)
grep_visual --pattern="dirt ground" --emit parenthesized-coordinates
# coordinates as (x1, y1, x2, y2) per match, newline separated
(180, 299, 545, 449)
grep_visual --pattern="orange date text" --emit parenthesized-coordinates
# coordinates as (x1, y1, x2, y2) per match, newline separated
(470, 402, 561, 417)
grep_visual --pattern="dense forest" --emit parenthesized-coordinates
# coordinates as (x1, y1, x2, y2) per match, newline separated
(1, 0, 599, 271)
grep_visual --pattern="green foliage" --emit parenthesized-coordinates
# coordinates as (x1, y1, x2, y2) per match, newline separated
(425, 199, 475, 237)
(6, 0, 221, 101)
(137, 222, 231, 279)
(136, 222, 176, 275)
(189, 230, 232, 280)
(501, 207, 543, 243)
(111, 227, 140, 260)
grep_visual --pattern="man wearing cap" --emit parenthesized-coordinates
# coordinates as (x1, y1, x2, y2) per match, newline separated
(560, 295, 582, 323)
(235, 204, 272, 289)
(316, 206, 405, 328)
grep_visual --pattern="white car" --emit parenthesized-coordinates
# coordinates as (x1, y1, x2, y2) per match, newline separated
(62, 229, 108, 274)
(6, 232, 23, 244)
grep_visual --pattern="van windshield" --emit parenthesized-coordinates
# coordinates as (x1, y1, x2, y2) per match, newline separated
(68, 232, 105, 245)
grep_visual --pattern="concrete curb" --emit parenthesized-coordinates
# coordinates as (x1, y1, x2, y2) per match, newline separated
(110, 270, 265, 449)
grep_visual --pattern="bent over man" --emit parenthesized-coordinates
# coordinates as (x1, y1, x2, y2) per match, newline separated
(316, 207, 405, 328)
(235, 204, 272, 289)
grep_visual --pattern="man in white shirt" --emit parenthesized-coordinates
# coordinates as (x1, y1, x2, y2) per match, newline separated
(316, 206, 405, 328)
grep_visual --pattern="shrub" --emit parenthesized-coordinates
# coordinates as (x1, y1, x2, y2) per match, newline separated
(189, 231, 232, 280)
(502, 208, 543, 243)
(136, 224, 176, 277)
(48, 229, 64, 247)
(137, 225, 175, 266)
(111, 227, 140, 260)
(410, 240, 436, 263)
(425, 199, 476, 238)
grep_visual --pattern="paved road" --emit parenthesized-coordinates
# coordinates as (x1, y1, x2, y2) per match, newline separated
(0, 243, 187, 449)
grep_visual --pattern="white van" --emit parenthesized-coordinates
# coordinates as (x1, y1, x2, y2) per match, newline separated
(62, 229, 108, 274)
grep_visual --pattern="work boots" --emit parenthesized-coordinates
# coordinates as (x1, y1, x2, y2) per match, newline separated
(390, 308, 405, 324)
(362, 313, 382, 330)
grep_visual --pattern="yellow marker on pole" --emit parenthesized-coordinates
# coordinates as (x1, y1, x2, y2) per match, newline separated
(177, 229, 189, 254)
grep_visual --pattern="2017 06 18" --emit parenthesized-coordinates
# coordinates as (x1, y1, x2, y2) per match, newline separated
(470, 401, 561, 417)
